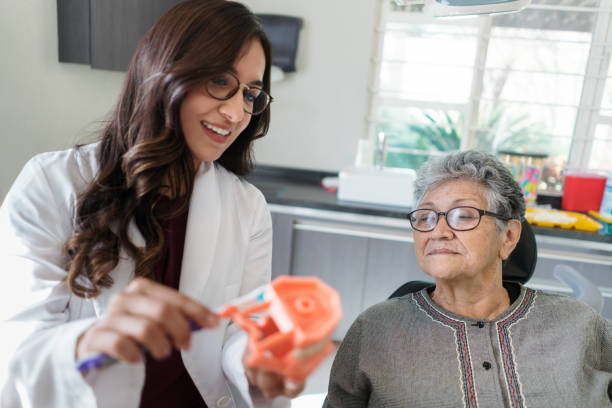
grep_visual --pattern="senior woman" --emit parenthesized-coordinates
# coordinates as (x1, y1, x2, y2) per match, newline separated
(324, 150, 612, 407)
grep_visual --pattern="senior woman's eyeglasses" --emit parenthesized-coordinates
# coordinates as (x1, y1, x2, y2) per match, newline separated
(204, 71, 272, 115)
(407, 206, 512, 232)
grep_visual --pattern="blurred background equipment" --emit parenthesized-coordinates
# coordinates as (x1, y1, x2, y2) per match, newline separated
(498, 150, 548, 205)
(553, 263, 604, 313)
(561, 170, 607, 212)
(424, 0, 530, 17)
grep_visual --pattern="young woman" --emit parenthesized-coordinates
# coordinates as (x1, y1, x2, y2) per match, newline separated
(0, 1, 302, 407)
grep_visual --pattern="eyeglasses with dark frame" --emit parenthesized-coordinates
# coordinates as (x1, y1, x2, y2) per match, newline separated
(204, 71, 273, 115)
(407, 206, 512, 232)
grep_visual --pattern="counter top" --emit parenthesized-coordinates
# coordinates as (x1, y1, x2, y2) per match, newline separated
(247, 165, 612, 245)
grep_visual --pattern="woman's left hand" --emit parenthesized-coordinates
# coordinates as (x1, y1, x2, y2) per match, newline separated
(243, 356, 305, 399)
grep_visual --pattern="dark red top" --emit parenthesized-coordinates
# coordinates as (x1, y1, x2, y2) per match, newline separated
(139, 197, 207, 408)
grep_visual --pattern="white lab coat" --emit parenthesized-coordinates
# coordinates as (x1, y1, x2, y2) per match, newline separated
(0, 144, 287, 408)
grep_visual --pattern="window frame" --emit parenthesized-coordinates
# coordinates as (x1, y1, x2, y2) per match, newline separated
(367, 0, 612, 171)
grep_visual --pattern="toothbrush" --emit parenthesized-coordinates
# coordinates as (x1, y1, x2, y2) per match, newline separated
(75, 285, 267, 375)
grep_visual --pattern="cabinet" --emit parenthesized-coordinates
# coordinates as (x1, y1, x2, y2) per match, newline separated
(57, 0, 182, 71)
(362, 238, 427, 310)
(57, 0, 90, 64)
(290, 226, 369, 338)
(271, 212, 370, 338)
(269, 204, 612, 340)
(90, 0, 183, 71)
(57, 2, 302, 73)
(270, 207, 424, 340)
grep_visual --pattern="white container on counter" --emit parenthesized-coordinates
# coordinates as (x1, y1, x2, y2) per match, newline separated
(337, 166, 416, 209)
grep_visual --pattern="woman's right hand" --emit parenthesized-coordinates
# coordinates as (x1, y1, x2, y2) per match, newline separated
(75, 277, 220, 363)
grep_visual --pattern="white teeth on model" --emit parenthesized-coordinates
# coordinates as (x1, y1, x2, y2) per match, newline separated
(202, 122, 230, 136)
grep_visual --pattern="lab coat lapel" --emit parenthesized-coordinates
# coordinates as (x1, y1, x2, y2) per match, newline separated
(179, 162, 220, 301)
(178, 163, 231, 405)
(90, 221, 144, 316)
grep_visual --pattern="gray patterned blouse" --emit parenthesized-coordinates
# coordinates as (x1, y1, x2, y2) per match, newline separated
(324, 284, 612, 408)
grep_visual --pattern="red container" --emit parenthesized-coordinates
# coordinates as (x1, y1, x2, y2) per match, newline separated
(561, 172, 607, 212)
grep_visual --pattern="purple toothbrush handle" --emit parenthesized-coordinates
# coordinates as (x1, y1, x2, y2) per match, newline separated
(76, 321, 202, 374)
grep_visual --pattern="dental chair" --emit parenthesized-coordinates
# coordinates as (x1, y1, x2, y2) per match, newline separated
(389, 218, 537, 299)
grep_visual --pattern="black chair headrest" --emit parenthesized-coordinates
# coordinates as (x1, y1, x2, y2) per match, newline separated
(502, 219, 537, 284)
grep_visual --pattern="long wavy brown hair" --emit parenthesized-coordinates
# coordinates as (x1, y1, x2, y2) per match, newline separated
(64, 0, 272, 298)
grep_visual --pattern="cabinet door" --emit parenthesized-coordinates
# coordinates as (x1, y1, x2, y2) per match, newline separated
(90, 0, 182, 71)
(290, 225, 369, 340)
(57, 0, 90, 64)
(362, 238, 431, 310)
(270, 213, 294, 279)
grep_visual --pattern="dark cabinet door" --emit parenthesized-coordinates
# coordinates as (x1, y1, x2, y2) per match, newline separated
(90, 0, 182, 71)
(57, 0, 90, 64)
(290, 226, 369, 340)
(271, 213, 295, 279)
(58, 0, 182, 71)
(362, 238, 429, 310)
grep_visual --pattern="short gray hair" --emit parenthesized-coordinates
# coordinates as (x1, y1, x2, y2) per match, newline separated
(413, 150, 525, 231)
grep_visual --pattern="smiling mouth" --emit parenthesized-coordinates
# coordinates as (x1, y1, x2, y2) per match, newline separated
(201, 121, 231, 137)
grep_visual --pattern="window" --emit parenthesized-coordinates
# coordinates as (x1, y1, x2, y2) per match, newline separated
(368, 0, 612, 193)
